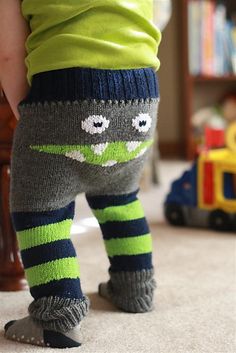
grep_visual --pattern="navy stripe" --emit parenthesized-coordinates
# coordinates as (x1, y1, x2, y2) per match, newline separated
(30, 278, 83, 300)
(11, 201, 75, 231)
(135, 69, 147, 98)
(86, 189, 139, 209)
(100, 218, 150, 240)
(21, 239, 77, 269)
(44, 330, 81, 348)
(19, 68, 159, 105)
(109, 253, 153, 272)
(150, 68, 159, 97)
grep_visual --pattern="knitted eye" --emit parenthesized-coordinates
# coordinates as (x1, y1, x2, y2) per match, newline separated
(81, 115, 110, 134)
(132, 113, 152, 133)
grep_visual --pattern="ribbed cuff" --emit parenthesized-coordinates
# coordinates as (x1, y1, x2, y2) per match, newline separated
(19, 67, 159, 105)
(28, 295, 90, 333)
(105, 268, 156, 313)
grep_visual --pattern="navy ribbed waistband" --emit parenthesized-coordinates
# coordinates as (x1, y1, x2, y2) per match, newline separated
(19, 67, 159, 105)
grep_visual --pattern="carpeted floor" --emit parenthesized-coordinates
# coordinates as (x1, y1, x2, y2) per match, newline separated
(0, 161, 235, 353)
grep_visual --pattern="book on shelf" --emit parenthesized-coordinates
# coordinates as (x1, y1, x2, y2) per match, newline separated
(201, 0, 215, 75)
(231, 25, 236, 73)
(188, 0, 201, 74)
(188, 0, 236, 76)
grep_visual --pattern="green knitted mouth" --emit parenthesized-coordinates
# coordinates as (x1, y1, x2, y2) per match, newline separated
(30, 140, 153, 167)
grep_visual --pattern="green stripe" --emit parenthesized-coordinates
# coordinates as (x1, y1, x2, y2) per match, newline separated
(17, 219, 72, 250)
(104, 234, 152, 257)
(92, 200, 144, 224)
(25, 257, 80, 287)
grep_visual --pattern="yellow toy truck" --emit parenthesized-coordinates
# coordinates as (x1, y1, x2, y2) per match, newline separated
(165, 123, 236, 231)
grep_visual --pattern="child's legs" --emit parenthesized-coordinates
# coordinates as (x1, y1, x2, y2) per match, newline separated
(12, 203, 87, 330)
(5, 67, 159, 346)
(5, 106, 89, 347)
(86, 189, 156, 313)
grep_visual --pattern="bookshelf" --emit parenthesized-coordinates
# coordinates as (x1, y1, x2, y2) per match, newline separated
(181, 0, 236, 159)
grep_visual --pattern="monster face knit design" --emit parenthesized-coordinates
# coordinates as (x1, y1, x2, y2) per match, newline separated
(5, 67, 159, 348)
(29, 111, 154, 167)
(11, 98, 158, 212)
(30, 139, 153, 166)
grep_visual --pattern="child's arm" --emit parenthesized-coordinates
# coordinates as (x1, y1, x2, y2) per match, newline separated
(0, 0, 30, 119)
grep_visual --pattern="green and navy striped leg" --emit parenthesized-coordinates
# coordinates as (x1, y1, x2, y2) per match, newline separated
(4, 201, 89, 348)
(86, 190, 156, 313)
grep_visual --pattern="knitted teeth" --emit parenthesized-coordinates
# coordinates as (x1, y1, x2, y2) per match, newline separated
(31, 139, 152, 167)
(91, 143, 108, 155)
(65, 151, 86, 162)
(135, 147, 147, 158)
(126, 141, 142, 152)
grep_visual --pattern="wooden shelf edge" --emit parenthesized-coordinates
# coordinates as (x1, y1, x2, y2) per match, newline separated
(189, 75, 236, 83)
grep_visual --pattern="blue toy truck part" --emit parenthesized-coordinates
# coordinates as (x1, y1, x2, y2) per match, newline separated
(165, 163, 197, 207)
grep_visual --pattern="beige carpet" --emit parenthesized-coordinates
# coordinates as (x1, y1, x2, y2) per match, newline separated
(0, 161, 235, 352)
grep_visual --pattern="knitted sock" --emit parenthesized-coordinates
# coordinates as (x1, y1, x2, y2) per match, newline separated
(4, 202, 89, 348)
(4, 316, 82, 348)
(86, 190, 156, 313)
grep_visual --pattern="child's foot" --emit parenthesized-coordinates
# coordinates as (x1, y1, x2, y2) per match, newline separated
(4, 316, 82, 348)
(98, 269, 156, 313)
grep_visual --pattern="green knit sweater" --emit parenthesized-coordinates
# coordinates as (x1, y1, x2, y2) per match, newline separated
(21, 0, 161, 85)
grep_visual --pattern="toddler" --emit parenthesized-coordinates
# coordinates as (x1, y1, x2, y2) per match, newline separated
(0, 0, 161, 348)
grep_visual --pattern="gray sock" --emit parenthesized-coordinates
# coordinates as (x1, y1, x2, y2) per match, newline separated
(4, 295, 90, 348)
(99, 269, 156, 313)
(4, 316, 82, 348)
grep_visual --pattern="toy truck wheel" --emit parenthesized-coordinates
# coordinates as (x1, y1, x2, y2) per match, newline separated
(165, 204, 185, 226)
(209, 210, 232, 231)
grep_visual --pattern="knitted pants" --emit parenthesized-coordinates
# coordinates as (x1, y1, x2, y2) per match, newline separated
(10, 67, 159, 332)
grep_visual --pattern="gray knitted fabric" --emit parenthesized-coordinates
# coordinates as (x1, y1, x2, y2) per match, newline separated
(4, 295, 89, 347)
(4, 316, 82, 348)
(10, 99, 159, 212)
(7, 97, 158, 347)
(5, 317, 46, 347)
(28, 295, 90, 332)
(99, 269, 156, 313)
